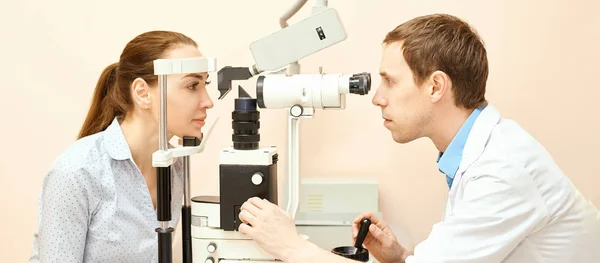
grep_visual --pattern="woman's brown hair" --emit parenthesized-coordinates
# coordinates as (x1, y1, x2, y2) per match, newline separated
(77, 31, 197, 139)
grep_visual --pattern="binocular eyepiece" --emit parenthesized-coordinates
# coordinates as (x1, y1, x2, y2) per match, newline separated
(349, 72, 371, 95)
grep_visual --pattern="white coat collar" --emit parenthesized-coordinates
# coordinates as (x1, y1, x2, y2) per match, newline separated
(448, 103, 501, 192)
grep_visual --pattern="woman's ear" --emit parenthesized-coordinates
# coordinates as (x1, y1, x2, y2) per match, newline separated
(131, 78, 152, 110)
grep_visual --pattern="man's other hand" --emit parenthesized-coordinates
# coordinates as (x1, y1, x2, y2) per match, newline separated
(352, 212, 410, 263)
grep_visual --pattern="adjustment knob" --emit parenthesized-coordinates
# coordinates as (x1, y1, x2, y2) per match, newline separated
(207, 242, 217, 253)
(251, 173, 264, 185)
(290, 105, 303, 117)
(204, 257, 215, 263)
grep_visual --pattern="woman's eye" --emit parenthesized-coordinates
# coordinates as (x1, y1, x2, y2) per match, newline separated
(205, 80, 211, 85)
(187, 82, 199, 90)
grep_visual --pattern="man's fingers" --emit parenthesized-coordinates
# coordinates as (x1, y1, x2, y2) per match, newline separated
(353, 212, 389, 239)
(353, 212, 375, 240)
(239, 209, 257, 226)
(353, 214, 381, 246)
(248, 196, 267, 209)
(369, 224, 386, 242)
(238, 222, 255, 236)
(241, 200, 262, 217)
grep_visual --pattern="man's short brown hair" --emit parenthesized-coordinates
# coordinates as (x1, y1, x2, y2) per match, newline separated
(384, 14, 488, 109)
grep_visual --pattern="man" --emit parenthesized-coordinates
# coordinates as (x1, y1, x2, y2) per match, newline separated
(237, 14, 600, 263)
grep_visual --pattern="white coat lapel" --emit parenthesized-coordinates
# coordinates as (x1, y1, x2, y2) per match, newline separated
(448, 104, 501, 197)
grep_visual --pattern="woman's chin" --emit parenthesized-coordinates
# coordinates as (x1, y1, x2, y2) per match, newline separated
(185, 130, 203, 141)
(173, 130, 203, 143)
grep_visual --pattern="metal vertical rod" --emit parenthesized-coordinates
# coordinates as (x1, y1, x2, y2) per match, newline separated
(156, 74, 173, 263)
(159, 74, 168, 151)
(183, 157, 191, 207)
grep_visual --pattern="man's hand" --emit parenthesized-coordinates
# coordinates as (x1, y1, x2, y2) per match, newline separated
(238, 197, 305, 261)
(352, 212, 411, 263)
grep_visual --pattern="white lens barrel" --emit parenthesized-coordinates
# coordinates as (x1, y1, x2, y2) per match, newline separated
(257, 73, 352, 109)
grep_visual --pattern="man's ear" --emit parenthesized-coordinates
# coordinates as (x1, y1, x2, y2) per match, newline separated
(131, 78, 152, 110)
(428, 70, 450, 104)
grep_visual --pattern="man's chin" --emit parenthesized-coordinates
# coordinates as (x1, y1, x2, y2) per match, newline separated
(392, 132, 414, 144)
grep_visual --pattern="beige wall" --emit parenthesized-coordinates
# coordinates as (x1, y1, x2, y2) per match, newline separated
(2, 0, 599, 261)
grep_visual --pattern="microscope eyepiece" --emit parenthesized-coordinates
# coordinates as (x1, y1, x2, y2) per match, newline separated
(349, 72, 371, 95)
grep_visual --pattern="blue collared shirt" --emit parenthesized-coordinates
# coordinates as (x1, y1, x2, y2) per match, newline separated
(437, 106, 485, 188)
(29, 117, 184, 263)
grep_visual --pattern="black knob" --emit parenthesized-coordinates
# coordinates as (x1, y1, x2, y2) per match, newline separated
(354, 218, 372, 249)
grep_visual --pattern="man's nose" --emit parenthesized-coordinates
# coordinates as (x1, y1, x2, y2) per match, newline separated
(372, 92, 385, 107)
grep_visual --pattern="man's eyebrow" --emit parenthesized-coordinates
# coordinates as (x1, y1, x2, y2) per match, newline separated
(181, 73, 207, 80)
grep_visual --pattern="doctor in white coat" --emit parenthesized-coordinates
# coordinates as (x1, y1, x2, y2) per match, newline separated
(237, 13, 600, 263)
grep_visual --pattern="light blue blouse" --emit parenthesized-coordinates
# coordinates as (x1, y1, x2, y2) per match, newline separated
(29, 118, 184, 262)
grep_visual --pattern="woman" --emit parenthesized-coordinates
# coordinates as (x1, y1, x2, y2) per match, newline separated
(29, 30, 214, 262)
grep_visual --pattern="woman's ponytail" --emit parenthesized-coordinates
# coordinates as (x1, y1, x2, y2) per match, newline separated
(77, 62, 121, 139)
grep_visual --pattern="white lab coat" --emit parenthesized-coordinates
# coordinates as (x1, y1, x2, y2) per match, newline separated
(406, 104, 600, 263)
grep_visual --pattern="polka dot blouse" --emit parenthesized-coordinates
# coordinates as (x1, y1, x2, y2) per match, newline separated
(28, 118, 184, 262)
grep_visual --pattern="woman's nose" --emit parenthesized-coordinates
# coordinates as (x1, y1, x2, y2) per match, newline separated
(202, 93, 214, 109)
(198, 88, 214, 109)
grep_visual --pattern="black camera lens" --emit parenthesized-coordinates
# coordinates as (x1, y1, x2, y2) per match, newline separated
(349, 72, 371, 95)
(232, 90, 260, 150)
